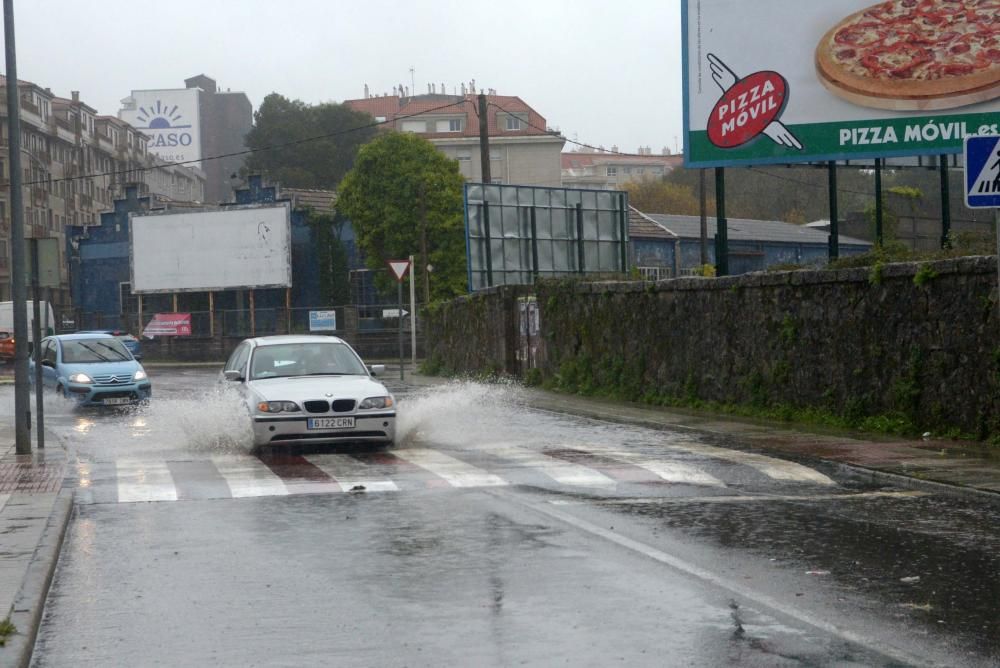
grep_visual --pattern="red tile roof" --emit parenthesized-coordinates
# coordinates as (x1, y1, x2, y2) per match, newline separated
(343, 93, 553, 139)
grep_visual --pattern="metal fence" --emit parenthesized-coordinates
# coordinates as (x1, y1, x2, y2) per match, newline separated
(66, 304, 425, 360)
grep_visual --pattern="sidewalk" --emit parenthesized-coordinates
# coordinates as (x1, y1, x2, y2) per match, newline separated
(406, 372, 1000, 498)
(0, 423, 73, 668)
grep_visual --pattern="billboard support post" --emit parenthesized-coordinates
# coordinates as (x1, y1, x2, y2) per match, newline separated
(715, 167, 729, 276)
(208, 292, 215, 338)
(618, 194, 628, 272)
(940, 156, 952, 249)
(828, 162, 839, 260)
(285, 288, 292, 334)
(249, 290, 256, 337)
(575, 203, 585, 274)
(875, 159, 884, 246)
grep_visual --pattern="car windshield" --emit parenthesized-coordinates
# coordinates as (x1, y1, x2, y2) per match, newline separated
(61, 338, 133, 363)
(249, 342, 367, 380)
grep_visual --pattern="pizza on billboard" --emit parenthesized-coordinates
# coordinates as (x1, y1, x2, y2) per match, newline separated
(816, 0, 1000, 111)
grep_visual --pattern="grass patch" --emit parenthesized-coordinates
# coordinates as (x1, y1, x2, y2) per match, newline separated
(0, 617, 17, 646)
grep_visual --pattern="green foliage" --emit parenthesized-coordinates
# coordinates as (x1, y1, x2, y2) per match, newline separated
(244, 94, 378, 188)
(887, 185, 923, 200)
(337, 132, 467, 302)
(622, 179, 708, 216)
(779, 315, 797, 345)
(696, 264, 716, 277)
(913, 264, 938, 287)
(868, 261, 885, 286)
(0, 617, 15, 646)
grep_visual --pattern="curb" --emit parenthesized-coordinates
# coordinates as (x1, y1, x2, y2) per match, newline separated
(1, 487, 74, 668)
(522, 394, 1000, 504)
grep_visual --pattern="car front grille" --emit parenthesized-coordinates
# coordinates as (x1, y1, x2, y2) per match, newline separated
(332, 399, 356, 413)
(304, 400, 329, 414)
(92, 374, 132, 386)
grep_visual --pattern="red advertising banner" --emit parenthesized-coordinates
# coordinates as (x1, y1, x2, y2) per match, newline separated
(143, 313, 192, 337)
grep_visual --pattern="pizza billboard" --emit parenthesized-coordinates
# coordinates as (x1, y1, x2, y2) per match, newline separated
(683, 0, 1000, 168)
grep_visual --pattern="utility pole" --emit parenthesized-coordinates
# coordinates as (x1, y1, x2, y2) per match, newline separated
(478, 92, 491, 184)
(4, 0, 31, 453)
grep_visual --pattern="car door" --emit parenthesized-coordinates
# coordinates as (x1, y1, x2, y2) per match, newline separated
(40, 339, 58, 389)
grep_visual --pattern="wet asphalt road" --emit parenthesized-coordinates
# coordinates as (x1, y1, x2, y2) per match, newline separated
(18, 368, 1000, 667)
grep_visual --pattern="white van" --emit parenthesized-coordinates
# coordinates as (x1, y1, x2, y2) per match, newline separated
(0, 301, 56, 361)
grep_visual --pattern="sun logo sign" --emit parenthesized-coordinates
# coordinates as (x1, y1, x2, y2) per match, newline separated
(135, 99, 194, 153)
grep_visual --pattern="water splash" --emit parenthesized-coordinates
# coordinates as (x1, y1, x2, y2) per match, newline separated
(395, 379, 525, 446)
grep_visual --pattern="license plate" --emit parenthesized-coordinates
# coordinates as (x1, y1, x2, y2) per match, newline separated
(103, 397, 131, 406)
(307, 417, 355, 430)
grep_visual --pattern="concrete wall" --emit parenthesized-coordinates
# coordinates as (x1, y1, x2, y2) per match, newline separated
(423, 257, 1000, 438)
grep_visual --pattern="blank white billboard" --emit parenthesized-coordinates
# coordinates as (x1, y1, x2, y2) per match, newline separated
(130, 204, 292, 294)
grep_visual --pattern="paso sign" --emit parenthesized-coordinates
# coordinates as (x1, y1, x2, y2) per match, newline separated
(143, 313, 192, 338)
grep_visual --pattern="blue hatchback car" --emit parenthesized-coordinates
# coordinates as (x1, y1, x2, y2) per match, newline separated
(31, 333, 151, 406)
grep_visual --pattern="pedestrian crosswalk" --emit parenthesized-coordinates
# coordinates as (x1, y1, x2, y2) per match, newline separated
(72, 441, 836, 506)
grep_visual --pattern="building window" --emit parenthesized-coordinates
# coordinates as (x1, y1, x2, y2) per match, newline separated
(505, 116, 522, 131)
(491, 178, 503, 184)
(607, 167, 617, 176)
(623, 167, 632, 175)
(456, 150, 471, 162)
(436, 119, 463, 132)
(490, 149, 502, 161)
(401, 121, 425, 133)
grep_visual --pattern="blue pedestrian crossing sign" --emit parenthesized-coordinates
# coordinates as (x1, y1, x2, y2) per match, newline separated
(965, 136, 1000, 209)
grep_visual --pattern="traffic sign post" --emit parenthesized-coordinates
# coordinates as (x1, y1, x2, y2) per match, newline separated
(387, 259, 411, 380)
(964, 136, 1000, 320)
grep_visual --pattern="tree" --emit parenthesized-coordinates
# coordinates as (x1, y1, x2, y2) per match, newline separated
(243, 93, 378, 189)
(337, 132, 467, 302)
(623, 179, 708, 216)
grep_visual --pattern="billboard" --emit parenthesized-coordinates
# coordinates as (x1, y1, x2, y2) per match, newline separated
(119, 88, 202, 164)
(129, 204, 292, 294)
(465, 184, 629, 291)
(683, 0, 1000, 168)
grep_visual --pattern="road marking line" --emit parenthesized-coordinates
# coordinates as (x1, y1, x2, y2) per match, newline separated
(394, 448, 507, 488)
(0, 493, 10, 513)
(212, 454, 289, 498)
(305, 454, 400, 492)
(666, 441, 835, 485)
(483, 444, 616, 487)
(116, 459, 178, 503)
(496, 490, 928, 667)
(572, 444, 725, 487)
(549, 490, 927, 506)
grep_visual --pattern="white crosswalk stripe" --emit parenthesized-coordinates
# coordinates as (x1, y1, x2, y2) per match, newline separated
(392, 448, 508, 488)
(480, 444, 616, 487)
(305, 454, 400, 492)
(116, 459, 178, 503)
(211, 454, 289, 498)
(664, 441, 835, 486)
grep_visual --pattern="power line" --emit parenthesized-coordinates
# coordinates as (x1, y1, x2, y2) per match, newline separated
(487, 101, 664, 158)
(22, 100, 466, 188)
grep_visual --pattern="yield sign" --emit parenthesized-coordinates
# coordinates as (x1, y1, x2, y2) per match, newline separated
(387, 259, 411, 282)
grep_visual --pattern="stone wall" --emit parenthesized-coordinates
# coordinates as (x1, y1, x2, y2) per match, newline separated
(422, 257, 1000, 438)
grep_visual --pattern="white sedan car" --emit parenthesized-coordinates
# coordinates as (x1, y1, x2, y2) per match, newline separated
(222, 335, 396, 448)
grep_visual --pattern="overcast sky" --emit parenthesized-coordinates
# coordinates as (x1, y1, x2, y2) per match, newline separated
(4, 0, 683, 157)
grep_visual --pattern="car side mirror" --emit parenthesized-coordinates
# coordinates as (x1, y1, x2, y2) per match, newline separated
(223, 369, 244, 382)
(42, 360, 55, 368)
(368, 364, 385, 376)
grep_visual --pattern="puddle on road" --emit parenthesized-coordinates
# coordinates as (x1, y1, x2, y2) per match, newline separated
(0, 385, 253, 459)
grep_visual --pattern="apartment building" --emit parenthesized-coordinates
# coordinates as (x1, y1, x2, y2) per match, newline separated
(344, 86, 565, 187)
(562, 147, 683, 190)
(0, 76, 205, 305)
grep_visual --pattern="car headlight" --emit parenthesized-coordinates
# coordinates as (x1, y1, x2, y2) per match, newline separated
(359, 396, 394, 409)
(68, 373, 93, 384)
(134, 370, 147, 381)
(257, 401, 300, 413)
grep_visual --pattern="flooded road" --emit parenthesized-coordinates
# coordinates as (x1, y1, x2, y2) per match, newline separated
(20, 369, 1000, 666)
